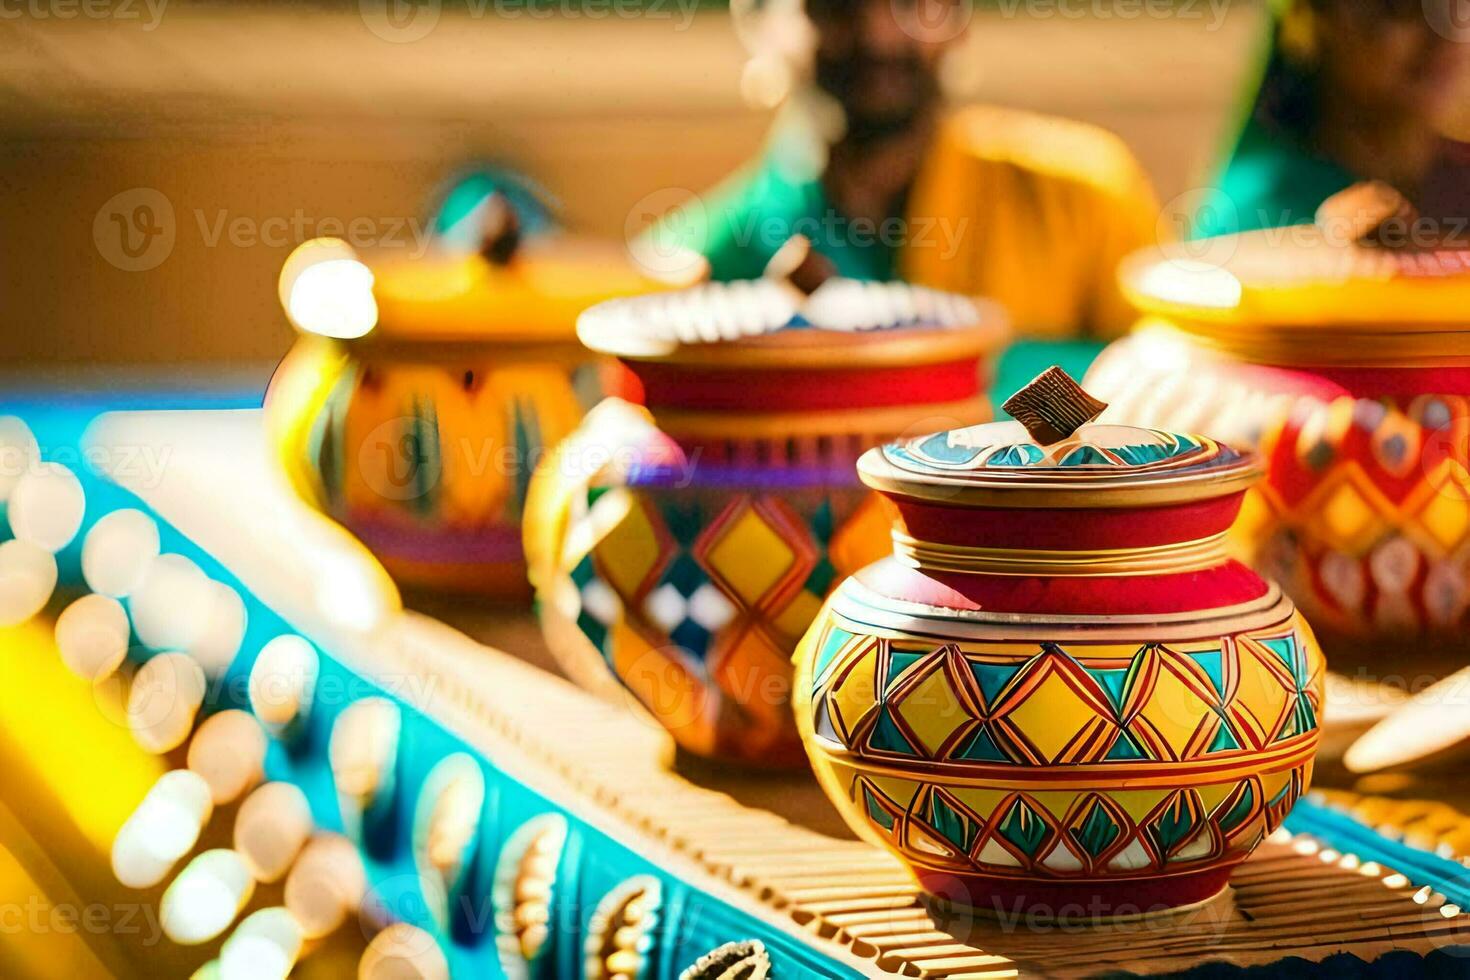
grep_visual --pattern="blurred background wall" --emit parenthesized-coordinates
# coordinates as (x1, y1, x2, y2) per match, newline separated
(0, 0, 1268, 369)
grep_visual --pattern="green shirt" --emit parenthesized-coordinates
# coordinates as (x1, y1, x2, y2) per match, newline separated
(647, 128, 900, 282)
(1195, 116, 1357, 238)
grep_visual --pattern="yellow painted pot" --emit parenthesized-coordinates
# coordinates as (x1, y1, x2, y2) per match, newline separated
(795, 369, 1325, 915)
(265, 213, 683, 598)
(525, 267, 1009, 765)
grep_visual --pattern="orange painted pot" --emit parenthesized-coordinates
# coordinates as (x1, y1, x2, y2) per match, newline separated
(795, 369, 1325, 915)
(265, 209, 681, 599)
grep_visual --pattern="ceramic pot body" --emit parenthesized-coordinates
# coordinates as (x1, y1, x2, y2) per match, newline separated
(795, 393, 1325, 914)
(528, 400, 897, 765)
(526, 277, 1008, 765)
(1087, 185, 1470, 643)
(267, 335, 592, 598)
(1089, 324, 1470, 642)
(266, 232, 668, 598)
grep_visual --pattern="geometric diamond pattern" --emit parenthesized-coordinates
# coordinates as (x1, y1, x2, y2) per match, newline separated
(807, 610, 1323, 879)
(555, 481, 884, 763)
(810, 621, 1323, 772)
(1086, 349, 1470, 636)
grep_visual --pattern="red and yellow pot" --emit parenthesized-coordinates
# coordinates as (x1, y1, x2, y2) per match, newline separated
(795, 368, 1324, 915)
(1088, 183, 1470, 644)
(524, 266, 1009, 765)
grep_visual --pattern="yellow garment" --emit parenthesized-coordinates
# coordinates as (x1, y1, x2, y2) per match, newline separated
(902, 105, 1161, 340)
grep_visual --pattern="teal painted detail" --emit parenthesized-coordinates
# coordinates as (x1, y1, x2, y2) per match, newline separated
(1188, 650, 1227, 701)
(985, 443, 1046, 467)
(1059, 445, 1113, 466)
(1208, 720, 1241, 753)
(864, 785, 896, 832)
(928, 793, 979, 852)
(1104, 730, 1147, 761)
(812, 627, 854, 688)
(1293, 696, 1318, 737)
(1270, 775, 1293, 811)
(1091, 668, 1131, 715)
(886, 650, 926, 692)
(997, 798, 1052, 857)
(868, 709, 918, 756)
(955, 726, 1009, 763)
(1149, 794, 1197, 853)
(1070, 798, 1122, 858)
(911, 432, 982, 466)
(509, 396, 539, 514)
(1263, 636, 1298, 676)
(408, 395, 443, 516)
(1217, 784, 1255, 835)
(969, 660, 1024, 707)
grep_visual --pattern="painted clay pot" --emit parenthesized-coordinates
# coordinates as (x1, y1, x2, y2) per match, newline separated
(525, 252, 1009, 765)
(265, 198, 685, 599)
(796, 367, 1324, 914)
(1087, 182, 1470, 644)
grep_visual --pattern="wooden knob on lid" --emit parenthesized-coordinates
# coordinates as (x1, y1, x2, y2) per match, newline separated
(763, 234, 836, 296)
(477, 192, 523, 266)
(1001, 366, 1109, 446)
(1315, 181, 1420, 248)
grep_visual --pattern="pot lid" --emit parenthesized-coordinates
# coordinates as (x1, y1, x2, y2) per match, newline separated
(858, 367, 1258, 508)
(576, 235, 1008, 369)
(278, 193, 692, 347)
(1120, 182, 1470, 365)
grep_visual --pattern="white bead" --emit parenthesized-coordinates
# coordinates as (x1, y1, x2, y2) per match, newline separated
(55, 593, 131, 681)
(220, 907, 302, 980)
(127, 652, 208, 753)
(248, 635, 319, 735)
(284, 834, 365, 939)
(0, 538, 58, 626)
(112, 770, 214, 889)
(186, 709, 266, 805)
(192, 581, 247, 677)
(161, 849, 255, 945)
(81, 508, 161, 598)
(233, 782, 312, 883)
(9, 461, 85, 552)
(0, 416, 39, 502)
(130, 554, 214, 651)
(359, 923, 449, 980)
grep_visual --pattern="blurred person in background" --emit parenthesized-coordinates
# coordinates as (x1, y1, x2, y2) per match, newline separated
(644, 0, 1161, 339)
(1198, 0, 1470, 236)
